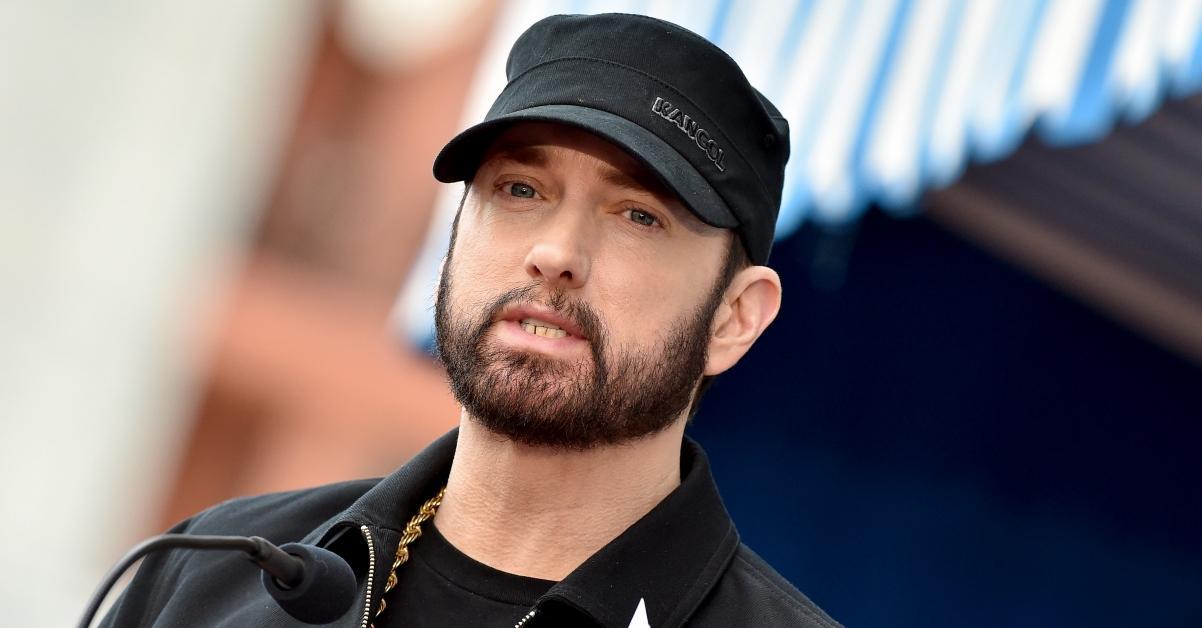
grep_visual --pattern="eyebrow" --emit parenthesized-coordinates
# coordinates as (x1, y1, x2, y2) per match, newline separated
(599, 165, 671, 199)
(488, 144, 550, 169)
(488, 142, 672, 199)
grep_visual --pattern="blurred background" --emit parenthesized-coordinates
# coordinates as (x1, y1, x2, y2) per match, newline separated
(2, 0, 1200, 626)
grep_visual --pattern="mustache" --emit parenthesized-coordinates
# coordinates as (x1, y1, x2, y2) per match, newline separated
(481, 283, 605, 342)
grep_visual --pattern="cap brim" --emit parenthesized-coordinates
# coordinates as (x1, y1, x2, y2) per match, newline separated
(432, 104, 738, 230)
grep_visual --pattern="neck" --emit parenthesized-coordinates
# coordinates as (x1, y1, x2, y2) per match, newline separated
(433, 411, 686, 581)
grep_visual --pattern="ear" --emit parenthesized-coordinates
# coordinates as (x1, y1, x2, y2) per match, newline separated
(704, 265, 782, 376)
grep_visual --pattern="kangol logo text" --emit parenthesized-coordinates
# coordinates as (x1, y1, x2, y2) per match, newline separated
(651, 96, 726, 172)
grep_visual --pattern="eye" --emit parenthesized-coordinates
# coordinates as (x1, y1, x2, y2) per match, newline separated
(625, 208, 660, 228)
(506, 182, 537, 199)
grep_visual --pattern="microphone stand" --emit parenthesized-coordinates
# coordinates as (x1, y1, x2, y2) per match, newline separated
(78, 534, 302, 628)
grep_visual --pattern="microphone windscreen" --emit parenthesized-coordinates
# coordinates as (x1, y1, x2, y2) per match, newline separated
(261, 543, 358, 624)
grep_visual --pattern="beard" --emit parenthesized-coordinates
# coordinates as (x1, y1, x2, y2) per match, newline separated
(434, 259, 724, 450)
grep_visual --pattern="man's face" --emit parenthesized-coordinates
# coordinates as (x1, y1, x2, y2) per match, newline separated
(434, 122, 731, 449)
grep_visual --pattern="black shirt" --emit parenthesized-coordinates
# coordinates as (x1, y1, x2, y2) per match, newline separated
(101, 429, 840, 627)
(377, 524, 555, 627)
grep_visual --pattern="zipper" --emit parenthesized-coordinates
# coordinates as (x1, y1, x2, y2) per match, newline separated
(359, 525, 378, 628)
(360, 521, 533, 628)
(514, 608, 537, 627)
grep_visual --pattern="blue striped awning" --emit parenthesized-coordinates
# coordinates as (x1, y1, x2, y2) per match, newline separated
(394, 0, 1202, 343)
(561, 0, 1202, 229)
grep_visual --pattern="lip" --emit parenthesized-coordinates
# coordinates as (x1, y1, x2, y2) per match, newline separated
(490, 302, 591, 357)
(495, 303, 587, 340)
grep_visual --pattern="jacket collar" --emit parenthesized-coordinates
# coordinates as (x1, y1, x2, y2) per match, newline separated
(309, 428, 740, 628)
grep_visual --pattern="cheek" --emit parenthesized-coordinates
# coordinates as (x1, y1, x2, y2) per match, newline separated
(446, 255, 501, 315)
(446, 222, 526, 312)
(593, 262, 708, 347)
(457, 199, 531, 267)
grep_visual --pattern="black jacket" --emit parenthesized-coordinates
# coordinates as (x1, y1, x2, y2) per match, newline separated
(102, 430, 841, 627)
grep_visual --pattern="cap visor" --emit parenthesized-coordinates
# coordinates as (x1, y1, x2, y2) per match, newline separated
(432, 104, 738, 229)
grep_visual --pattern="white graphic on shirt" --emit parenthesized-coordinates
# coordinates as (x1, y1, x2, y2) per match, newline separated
(626, 597, 651, 628)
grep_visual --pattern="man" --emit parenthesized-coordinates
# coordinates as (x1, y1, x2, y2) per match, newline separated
(101, 13, 840, 628)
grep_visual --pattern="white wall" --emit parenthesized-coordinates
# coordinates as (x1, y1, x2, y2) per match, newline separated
(0, 2, 319, 624)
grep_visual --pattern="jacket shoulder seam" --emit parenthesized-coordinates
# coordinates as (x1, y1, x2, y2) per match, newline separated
(732, 552, 840, 628)
(197, 478, 378, 515)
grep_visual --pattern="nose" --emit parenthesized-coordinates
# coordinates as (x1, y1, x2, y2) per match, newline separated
(523, 206, 591, 290)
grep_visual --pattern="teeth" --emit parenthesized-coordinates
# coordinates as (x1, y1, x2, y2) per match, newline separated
(520, 322, 567, 338)
(520, 317, 562, 330)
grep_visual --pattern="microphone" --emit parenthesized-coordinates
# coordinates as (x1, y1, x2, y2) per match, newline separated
(78, 534, 357, 628)
(259, 541, 358, 624)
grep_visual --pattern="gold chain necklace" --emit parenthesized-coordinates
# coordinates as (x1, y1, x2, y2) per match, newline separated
(370, 485, 447, 627)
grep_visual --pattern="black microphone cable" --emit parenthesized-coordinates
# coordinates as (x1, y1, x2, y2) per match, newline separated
(78, 533, 356, 627)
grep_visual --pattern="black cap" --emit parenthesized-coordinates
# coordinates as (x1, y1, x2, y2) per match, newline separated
(432, 13, 790, 265)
